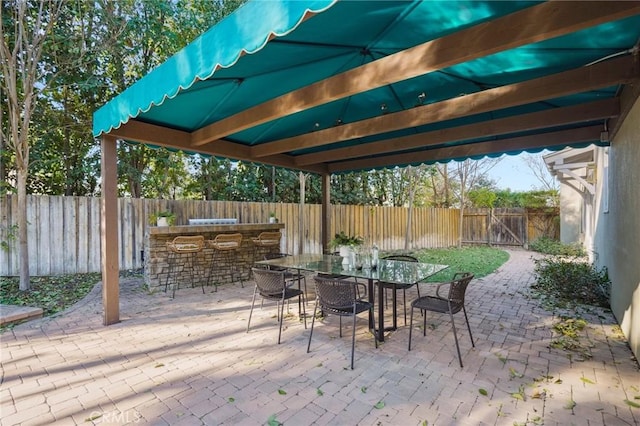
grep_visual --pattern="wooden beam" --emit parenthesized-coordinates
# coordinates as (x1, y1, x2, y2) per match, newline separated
(109, 119, 328, 174)
(100, 135, 120, 325)
(295, 98, 619, 166)
(321, 173, 331, 254)
(608, 78, 640, 140)
(191, 1, 640, 147)
(329, 125, 602, 173)
(253, 55, 637, 158)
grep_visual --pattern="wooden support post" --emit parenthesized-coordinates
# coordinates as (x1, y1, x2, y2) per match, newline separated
(101, 135, 120, 325)
(321, 173, 331, 254)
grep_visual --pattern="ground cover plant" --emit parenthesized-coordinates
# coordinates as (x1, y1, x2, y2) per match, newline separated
(531, 255, 610, 309)
(0, 270, 143, 330)
(1, 272, 101, 322)
(529, 236, 585, 257)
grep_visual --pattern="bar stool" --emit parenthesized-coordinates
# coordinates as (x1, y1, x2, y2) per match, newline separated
(164, 235, 205, 298)
(207, 233, 244, 291)
(251, 231, 282, 273)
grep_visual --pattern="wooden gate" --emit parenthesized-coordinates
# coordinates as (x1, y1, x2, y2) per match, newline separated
(462, 208, 559, 247)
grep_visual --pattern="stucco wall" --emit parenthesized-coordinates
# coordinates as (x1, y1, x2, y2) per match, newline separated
(559, 181, 582, 244)
(594, 95, 640, 360)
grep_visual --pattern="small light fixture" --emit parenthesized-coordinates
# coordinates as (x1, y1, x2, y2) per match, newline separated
(417, 92, 426, 105)
(380, 103, 388, 114)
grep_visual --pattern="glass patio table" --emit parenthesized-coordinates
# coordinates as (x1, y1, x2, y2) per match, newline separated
(255, 254, 448, 342)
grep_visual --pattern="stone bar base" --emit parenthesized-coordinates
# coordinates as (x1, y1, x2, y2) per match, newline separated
(145, 223, 284, 291)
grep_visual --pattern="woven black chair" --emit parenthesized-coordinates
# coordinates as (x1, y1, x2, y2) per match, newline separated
(378, 255, 420, 326)
(308, 275, 377, 369)
(408, 272, 475, 367)
(263, 252, 308, 303)
(247, 268, 306, 344)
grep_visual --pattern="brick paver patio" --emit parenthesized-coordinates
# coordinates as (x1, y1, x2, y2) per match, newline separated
(1, 249, 638, 425)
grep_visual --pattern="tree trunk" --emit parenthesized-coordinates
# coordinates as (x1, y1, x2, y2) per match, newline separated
(405, 167, 416, 250)
(0, 87, 4, 189)
(17, 168, 30, 290)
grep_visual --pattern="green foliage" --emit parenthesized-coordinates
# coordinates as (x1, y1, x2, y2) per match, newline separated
(468, 187, 497, 207)
(0, 224, 19, 252)
(532, 256, 610, 308)
(329, 231, 364, 249)
(492, 189, 558, 208)
(529, 237, 585, 256)
(411, 246, 510, 282)
(553, 318, 587, 338)
(149, 211, 176, 225)
(0, 273, 101, 317)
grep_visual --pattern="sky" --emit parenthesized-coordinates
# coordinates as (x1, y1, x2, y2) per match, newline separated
(486, 153, 550, 191)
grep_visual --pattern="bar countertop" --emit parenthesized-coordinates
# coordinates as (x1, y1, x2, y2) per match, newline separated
(148, 222, 284, 235)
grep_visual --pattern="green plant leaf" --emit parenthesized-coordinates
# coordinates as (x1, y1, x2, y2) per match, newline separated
(277, 389, 287, 395)
(509, 367, 523, 378)
(267, 414, 282, 426)
(228, 397, 235, 403)
(580, 377, 595, 384)
(316, 388, 324, 396)
(478, 388, 488, 396)
(374, 401, 385, 409)
(624, 399, 640, 409)
(361, 386, 367, 393)
(511, 392, 524, 401)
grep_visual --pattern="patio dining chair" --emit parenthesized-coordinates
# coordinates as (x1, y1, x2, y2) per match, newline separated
(408, 272, 475, 367)
(378, 255, 420, 326)
(247, 268, 307, 344)
(308, 275, 377, 370)
(263, 252, 309, 304)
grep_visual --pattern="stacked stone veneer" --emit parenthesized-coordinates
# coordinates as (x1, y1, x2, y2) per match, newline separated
(145, 223, 284, 291)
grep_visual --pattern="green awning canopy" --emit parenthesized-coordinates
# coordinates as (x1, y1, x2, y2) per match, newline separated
(93, 0, 640, 173)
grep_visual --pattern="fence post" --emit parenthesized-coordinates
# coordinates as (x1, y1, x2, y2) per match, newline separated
(487, 209, 493, 246)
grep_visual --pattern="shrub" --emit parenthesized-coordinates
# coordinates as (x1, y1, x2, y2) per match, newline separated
(531, 256, 610, 308)
(529, 237, 585, 257)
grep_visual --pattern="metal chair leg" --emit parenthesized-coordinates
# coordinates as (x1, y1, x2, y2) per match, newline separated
(247, 285, 258, 332)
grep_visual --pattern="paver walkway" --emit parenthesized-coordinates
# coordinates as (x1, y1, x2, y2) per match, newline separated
(1, 249, 638, 425)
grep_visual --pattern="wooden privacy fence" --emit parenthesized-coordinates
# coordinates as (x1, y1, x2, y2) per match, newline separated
(462, 207, 559, 246)
(0, 195, 461, 276)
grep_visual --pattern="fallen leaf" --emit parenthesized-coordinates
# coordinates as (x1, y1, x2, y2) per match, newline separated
(277, 389, 287, 395)
(624, 399, 640, 409)
(374, 401, 385, 409)
(479, 388, 488, 396)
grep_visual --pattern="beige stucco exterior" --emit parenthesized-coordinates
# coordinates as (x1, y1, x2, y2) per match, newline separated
(594, 96, 640, 359)
(558, 180, 583, 245)
(544, 96, 640, 360)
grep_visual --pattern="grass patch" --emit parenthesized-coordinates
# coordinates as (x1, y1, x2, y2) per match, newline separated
(390, 246, 510, 282)
(1, 273, 102, 317)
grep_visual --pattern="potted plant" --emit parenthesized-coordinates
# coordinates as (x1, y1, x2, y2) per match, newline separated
(149, 211, 176, 227)
(330, 231, 364, 267)
(268, 212, 278, 224)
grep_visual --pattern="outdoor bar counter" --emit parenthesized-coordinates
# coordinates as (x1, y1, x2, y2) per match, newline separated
(144, 223, 284, 290)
